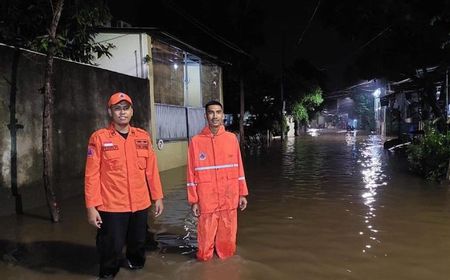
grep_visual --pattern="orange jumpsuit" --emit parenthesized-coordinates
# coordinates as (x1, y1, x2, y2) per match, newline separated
(85, 124, 163, 212)
(187, 125, 248, 261)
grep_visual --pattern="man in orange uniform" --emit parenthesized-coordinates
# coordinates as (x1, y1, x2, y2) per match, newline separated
(187, 100, 248, 261)
(85, 92, 164, 279)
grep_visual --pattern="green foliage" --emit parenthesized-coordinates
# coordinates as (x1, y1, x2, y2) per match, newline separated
(293, 103, 308, 122)
(407, 125, 450, 181)
(292, 86, 324, 123)
(303, 87, 324, 106)
(0, 0, 114, 64)
(351, 91, 375, 130)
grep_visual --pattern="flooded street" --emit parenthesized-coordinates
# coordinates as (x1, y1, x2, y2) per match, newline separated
(1, 131, 450, 279)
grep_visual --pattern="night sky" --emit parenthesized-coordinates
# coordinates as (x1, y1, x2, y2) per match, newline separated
(107, 0, 358, 91)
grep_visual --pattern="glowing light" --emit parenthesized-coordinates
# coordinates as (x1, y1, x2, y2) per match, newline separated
(173, 63, 178, 70)
(373, 88, 381, 97)
(307, 128, 320, 137)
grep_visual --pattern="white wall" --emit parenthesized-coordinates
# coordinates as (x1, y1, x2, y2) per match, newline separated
(286, 116, 295, 137)
(186, 63, 201, 107)
(94, 33, 149, 78)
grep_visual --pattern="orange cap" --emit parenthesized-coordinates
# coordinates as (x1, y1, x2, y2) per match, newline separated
(108, 92, 133, 107)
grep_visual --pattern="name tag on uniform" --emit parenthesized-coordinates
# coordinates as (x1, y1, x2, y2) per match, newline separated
(102, 142, 118, 151)
(135, 139, 149, 149)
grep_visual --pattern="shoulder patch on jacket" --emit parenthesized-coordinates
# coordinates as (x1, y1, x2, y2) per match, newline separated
(87, 144, 95, 157)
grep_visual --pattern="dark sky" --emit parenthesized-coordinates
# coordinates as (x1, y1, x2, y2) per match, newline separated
(248, 1, 358, 90)
(108, 0, 357, 90)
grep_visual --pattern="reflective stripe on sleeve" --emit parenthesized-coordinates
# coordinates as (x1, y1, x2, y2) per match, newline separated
(187, 182, 197, 187)
(238, 176, 245, 180)
(194, 163, 238, 171)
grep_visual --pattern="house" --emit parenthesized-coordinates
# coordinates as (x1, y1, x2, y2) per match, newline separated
(93, 27, 227, 171)
(0, 28, 226, 215)
(383, 66, 448, 138)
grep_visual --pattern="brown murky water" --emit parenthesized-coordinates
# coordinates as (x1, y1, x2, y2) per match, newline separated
(1, 131, 450, 279)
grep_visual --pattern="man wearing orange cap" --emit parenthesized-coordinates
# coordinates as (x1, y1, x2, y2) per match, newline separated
(187, 100, 248, 261)
(84, 92, 164, 279)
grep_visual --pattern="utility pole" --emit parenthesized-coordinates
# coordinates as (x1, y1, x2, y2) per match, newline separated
(8, 49, 24, 214)
(280, 72, 285, 140)
(446, 68, 449, 131)
(280, 31, 285, 141)
(446, 68, 450, 181)
(239, 62, 245, 147)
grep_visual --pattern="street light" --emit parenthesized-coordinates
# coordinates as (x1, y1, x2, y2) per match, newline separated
(373, 88, 381, 97)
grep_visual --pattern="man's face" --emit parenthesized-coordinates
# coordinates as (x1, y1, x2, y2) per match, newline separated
(109, 101, 133, 126)
(206, 104, 224, 129)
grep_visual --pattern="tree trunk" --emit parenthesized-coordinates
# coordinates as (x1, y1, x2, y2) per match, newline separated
(43, 0, 64, 223)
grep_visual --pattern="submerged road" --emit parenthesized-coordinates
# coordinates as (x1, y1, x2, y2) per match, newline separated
(0, 130, 449, 279)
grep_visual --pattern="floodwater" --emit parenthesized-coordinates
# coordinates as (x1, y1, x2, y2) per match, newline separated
(1, 130, 450, 280)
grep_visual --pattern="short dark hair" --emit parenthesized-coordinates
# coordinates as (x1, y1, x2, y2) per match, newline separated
(204, 100, 223, 111)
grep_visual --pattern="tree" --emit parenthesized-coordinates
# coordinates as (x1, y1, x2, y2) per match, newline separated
(1, 0, 113, 222)
(282, 59, 326, 134)
(1, 0, 114, 63)
(244, 68, 281, 136)
(351, 91, 375, 131)
(292, 87, 324, 132)
(42, 0, 64, 223)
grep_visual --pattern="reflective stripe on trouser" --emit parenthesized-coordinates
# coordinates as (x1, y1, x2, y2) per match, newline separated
(197, 209, 238, 261)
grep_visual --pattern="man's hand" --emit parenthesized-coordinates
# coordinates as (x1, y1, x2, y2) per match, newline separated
(154, 199, 164, 217)
(239, 196, 248, 211)
(87, 207, 102, 228)
(191, 203, 200, 217)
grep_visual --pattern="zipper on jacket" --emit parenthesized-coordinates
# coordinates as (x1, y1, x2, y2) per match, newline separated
(211, 134, 221, 209)
(124, 137, 133, 212)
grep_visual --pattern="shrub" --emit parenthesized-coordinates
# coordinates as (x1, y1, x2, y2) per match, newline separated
(407, 125, 450, 181)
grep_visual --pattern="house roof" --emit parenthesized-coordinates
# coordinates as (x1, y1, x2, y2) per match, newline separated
(389, 65, 445, 93)
(95, 27, 231, 66)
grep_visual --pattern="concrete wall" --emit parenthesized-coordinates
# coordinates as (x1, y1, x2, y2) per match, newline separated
(155, 141, 188, 172)
(0, 44, 150, 216)
(94, 33, 149, 79)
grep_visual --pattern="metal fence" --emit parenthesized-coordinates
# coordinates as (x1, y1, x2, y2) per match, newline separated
(187, 107, 205, 138)
(155, 104, 205, 140)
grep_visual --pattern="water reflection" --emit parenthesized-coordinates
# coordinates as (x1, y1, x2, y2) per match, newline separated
(358, 134, 387, 253)
(345, 130, 356, 146)
(307, 128, 320, 137)
(2, 132, 450, 279)
(178, 257, 243, 280)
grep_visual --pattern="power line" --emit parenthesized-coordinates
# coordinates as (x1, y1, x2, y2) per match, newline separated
(354, 25, 391, 54)
(297, 0, 321, 46)
(95, 34, 129, 44)
(164, 0, 250, 56)
(319, 25, 392, 71)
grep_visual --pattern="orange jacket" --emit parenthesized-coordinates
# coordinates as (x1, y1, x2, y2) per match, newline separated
(187, 125, 248, 213)
(85, 124, 163, 212)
